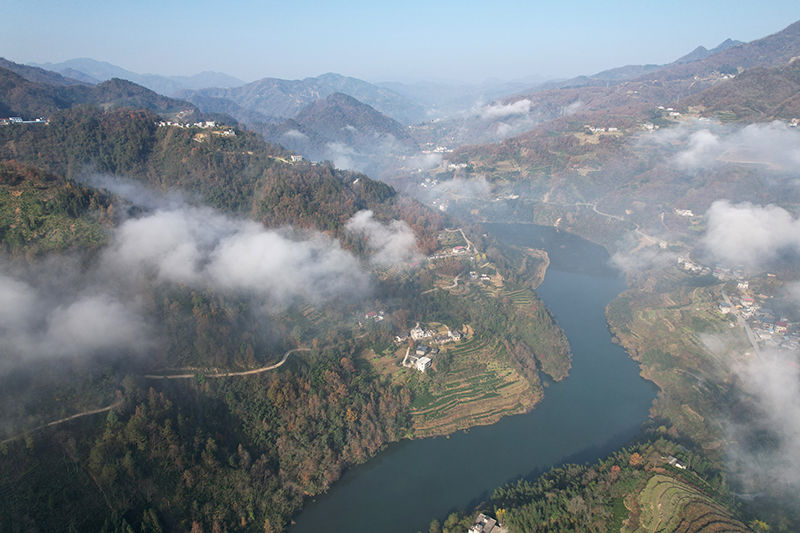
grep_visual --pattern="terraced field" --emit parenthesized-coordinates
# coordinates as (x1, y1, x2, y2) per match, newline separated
(408, 337, 541, 438)
(627, 474, 749, 533)
(284, 303, 332, 339)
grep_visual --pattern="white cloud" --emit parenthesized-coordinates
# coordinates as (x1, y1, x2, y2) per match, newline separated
(407, 153, 443, 171)
(651, 120, 800, 174)
(479, 99, 531, 120)
(282, 129, 307, 140)
(727, 351, 800, 490)
(325, 142, 359, 171)
(563, 100, 582, 115)
(345, 210, 419, 265)
(675, 129, 723, 170)
(102, 205, 369, 309)
(45, 295, 149, 355)
(701, 201, 800, 268)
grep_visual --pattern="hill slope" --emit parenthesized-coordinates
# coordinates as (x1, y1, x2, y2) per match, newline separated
(0, 57, 88, 87)
(0, 65, 197, 119)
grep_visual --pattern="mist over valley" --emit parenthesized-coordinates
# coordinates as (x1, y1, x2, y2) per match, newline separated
(2, 9, 800, 533)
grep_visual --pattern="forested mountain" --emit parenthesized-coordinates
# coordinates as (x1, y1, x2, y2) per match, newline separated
(0, 65, 197, 119)
(294, 93, 416, 146)
(0, 57, 89, 87)
(258, 93, 419, 162)
(0, 90, 573, 531)
(175, 72, 427, 125)
(29, 57, 246, 96)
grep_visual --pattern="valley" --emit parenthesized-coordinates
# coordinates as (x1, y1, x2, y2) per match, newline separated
(2, 13, 800, 533)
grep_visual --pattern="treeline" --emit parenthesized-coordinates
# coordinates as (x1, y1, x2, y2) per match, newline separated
(0, 348, 411, 532)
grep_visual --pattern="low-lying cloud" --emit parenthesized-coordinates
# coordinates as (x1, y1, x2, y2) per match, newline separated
(345, 210, 419, 265)
(726, 351, 800, 491)
(479, 99, 532, 120)
(282, 129, 307, 140)
(0, 179, 420, 374)
(651, 120, 800, 174)
(102, 206, 370, 306)
(701, 200, 800, 269)
(0, 272, 152, 370)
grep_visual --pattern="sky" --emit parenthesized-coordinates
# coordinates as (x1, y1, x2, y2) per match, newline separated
(3, 0, 800, 84)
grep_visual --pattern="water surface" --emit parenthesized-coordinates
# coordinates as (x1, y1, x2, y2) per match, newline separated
(291, 224, 656, 533)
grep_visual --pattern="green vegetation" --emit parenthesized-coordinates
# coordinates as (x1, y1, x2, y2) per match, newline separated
(0, 99, 579, 532)
(0, 105, 445, 251)
(630, 474, 747, 533)
(434, 437, 746, 533)
(0, 160, 113, 254)
(408, 336, 540, 437)
(1, 349, 410, 532)
(605, 266, 750, 450)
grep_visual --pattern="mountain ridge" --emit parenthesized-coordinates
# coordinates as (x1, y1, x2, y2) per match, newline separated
(175, 72, 427, 126)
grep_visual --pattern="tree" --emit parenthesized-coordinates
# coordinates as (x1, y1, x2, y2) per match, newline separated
(291, 325, 304, 343)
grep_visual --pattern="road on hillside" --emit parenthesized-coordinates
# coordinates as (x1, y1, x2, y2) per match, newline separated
(1, 399, 123, 445)
(143, 348, 312, 380)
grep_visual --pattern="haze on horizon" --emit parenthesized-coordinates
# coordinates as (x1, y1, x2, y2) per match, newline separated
(3, 0, 800, 85)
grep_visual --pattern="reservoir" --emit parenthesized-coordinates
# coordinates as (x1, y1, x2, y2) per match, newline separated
(291, 223, 657, 533)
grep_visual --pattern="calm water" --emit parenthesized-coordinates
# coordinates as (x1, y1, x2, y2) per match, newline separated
(291, 224, 656, 533)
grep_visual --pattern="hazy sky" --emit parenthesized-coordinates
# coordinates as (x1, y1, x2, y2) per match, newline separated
(3, 0, 800, 84)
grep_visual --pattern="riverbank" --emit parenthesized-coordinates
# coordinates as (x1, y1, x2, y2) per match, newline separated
(290, 225, 656, 533)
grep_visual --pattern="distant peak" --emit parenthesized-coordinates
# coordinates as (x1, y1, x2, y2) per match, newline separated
(712, 38, 744, 52)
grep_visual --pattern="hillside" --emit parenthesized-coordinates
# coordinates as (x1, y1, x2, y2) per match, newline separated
(0, 99, 577, 532)
(0, 65, 197, 119)
(0, 57, 88, 87)
(294, 93, 417, 148)
(434, 437, 747, 533)
(680, 60, 800, 120)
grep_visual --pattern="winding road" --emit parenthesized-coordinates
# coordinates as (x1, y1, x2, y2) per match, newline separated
(2, 349, 313, 444)
(143, 348, 312, 380)
(421, 274, 460, 295)
(1, 399, 123, 445)
(445, 228, 476, 253)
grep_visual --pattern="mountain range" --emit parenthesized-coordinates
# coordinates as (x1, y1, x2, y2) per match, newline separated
(28, 58, 245, 96)
(174, 72, 428, 125)
(0, 64, 198, 119)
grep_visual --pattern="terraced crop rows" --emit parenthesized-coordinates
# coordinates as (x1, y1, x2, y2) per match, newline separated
(632, 475, 748, 533)
(410, 338, 536, 437)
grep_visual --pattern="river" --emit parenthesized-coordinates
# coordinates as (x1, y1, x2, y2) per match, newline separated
(291, 223, 657, 533)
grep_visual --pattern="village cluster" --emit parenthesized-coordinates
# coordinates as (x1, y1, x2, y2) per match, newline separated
(677, 257, 798, 352)
(157, 120, 236, 137)
(0, 116, 48, 125)
(719, 285, 799, 352)
(395, 322, 464, 373)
